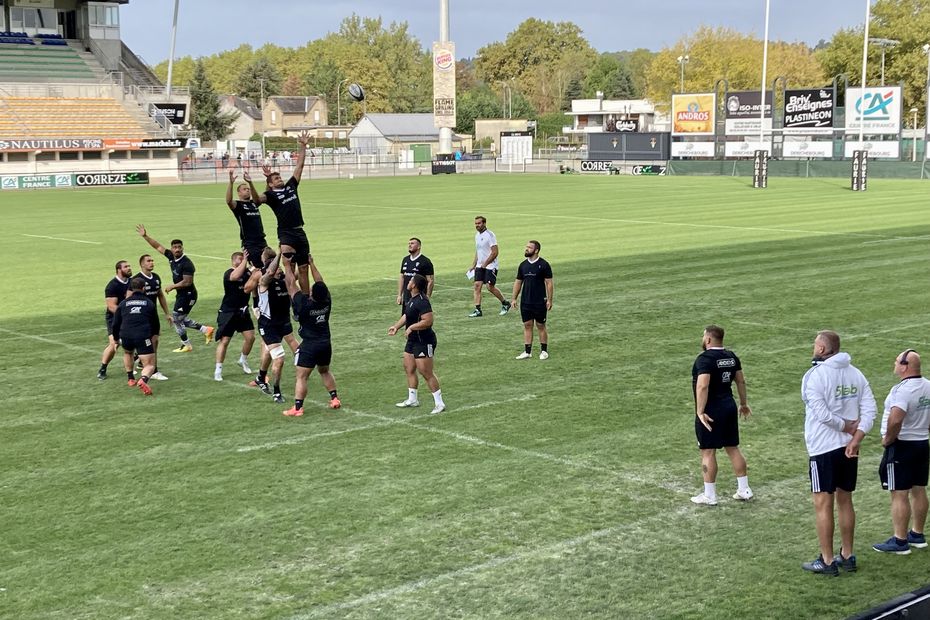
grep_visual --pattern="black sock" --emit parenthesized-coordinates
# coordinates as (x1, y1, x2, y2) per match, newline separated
(476, 305, 481, 311)
(524, 344, 532, 354)
(295, 398, 304, 409)
(541, 343, 548, 352)
(273, 383, 281, 394)
(258, 370, 267, 383)
(153, 366, 158, 373)
(127, 371, 134, 380)
(140, 375, 150, 383)
(100, 363, 108, 373)
(329, 390, 338, 399)
(895, 536, 907, 545)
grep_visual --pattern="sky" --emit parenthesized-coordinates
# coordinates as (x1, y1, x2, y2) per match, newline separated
(120, 0, 868, 64)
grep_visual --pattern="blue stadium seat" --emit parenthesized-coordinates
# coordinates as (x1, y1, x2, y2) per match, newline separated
(41, 39, 68, 46)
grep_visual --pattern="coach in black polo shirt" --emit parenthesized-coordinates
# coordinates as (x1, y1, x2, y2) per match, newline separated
(510, 240, 553, 360)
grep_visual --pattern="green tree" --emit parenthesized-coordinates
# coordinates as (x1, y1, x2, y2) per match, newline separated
(189, 59, 238, 141)
(456, 85, 502, 134)
(817, 0, 930, 112)
(304, 57, 345, 124)
(583, 54, 635, 99)
(236, 56, 282, 105)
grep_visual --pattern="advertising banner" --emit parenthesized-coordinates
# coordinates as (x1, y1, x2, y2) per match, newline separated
(103, 138, 188, 150)
(580, 160, 612, 173)
(845, 87, 902, 134)
(0, 174, 73, 190)
(724, 141, 771, 158)
(782, 141, 834, 158)
(671, 93, 716, 136)
(671, 142, 715, 158)
(0, 138, 103, 152)
(783, 88, 834, 134)
(73, 172, 150, 187)
(432, 42, 456, 129)
(724, 91, 773, 136)
(608, 119, 638, 132)
(148, 103, 187, 124)
(843, 141, 900, 159)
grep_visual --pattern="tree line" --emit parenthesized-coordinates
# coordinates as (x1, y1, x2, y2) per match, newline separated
(158, 1, 930, 142)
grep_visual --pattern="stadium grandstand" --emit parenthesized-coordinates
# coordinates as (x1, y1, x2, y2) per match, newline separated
(0, 0, 190, 186)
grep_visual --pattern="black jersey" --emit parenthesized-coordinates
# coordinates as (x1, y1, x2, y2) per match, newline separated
(104, 276, 130, 320)
(515, 257, 553, 306)
(692, 348, 742, 407)
(258, 275, 291, 323)
(134, 271, 163, 304)
(293, 291, 331, 342)
(404, 294, 435, 343)
(400, 254, 434, 300)
(220, 268, 251, 312)
(263, 177, 304, 230)
(163, 249, 197, 296)
(231, 199, 266, 247)
(111, 292, 159, 340)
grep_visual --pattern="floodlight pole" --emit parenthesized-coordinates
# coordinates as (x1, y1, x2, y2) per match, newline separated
(759, 0, 771, 148)
(677, 54, 689, 93)
(438, 0, 453, 154)
(859, 0, 871, 146)
(912, 107, 919, 161)
(336, 78, 348, 126)
(165, 0, 180, 100)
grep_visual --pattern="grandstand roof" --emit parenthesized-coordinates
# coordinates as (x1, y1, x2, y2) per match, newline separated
(268, 96, 322, 114)
(221, 95, 261, 120)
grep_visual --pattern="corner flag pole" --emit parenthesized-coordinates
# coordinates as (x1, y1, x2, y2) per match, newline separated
(165, 0, 180, 100)
(759, 0, 770, 148)
(859, 0, 872, 145)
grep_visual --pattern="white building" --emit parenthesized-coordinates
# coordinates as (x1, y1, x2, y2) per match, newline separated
(563, 97, 666, 137)
(349, 113, 472, 157)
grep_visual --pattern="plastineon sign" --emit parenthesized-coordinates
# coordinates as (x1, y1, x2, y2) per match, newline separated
(783, 89, 834, 134)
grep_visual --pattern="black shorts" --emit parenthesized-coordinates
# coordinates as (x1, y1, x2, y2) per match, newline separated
(243, 242, 267, 269)
(695, 401, 739, 449)
(521, 304, 548, 324)
(810, 446, 858, 493)
(880, 440, 930, 491)
(106, 315, 115, 336)
(278, 228, 310, 265)
(258, 319, 292, 345)
(173, 294, 197, 314)
(295, 341, 332, 368)
(120, 335, 155, 355)
(474, 267, 497, 285)
(405, 338, 437, 358)
(216, 309, 254, 340)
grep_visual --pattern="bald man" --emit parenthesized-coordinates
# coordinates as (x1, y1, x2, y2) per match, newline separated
(801, 330, 877, 576)
(872, 349, 930, 555)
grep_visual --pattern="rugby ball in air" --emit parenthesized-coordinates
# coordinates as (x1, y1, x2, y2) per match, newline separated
(347, 82, 366, 102)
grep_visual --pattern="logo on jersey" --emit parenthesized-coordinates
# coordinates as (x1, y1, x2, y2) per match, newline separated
(717, 359, 736, 368)
(835, 385, 859, 399)
(918, 396, 930, 409)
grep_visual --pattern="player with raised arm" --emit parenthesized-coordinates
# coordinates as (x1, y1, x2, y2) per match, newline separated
(245, 130, 312, 294)
(214, 250, 256, 381)
(226, 169, 267, 269)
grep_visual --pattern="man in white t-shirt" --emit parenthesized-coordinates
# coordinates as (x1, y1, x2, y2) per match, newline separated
(872, 349, 930, 555)
(467, 215, 510, 318)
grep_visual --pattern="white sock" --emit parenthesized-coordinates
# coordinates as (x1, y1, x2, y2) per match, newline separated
(704, 482, 717, 499)
(432, 389, 444, 406)
(239, 354, 248, 363)
(408, 388, 417, 402)
(182, 339, 191, 346)
(215, 363, 223, 371)
(199, 326, 209, 334)
(737, 476, 750, 491)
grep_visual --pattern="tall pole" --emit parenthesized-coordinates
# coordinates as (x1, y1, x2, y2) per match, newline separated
(337, 78, 348, 126)
(677, 55, 688, 93)
(438, 0, 452, 154)
(880, 47, 886, 86)
(759, 0, 770, 148)
(859, 0, 871, 146)
(165, 0, 180, 99)
(913, 108, 919, 162)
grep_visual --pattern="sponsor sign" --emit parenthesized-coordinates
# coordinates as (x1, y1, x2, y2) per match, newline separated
(500, 130, 533, 165)
(580, 160, 612, 173)
(1, 174, 71, 190)
(724, 90, 773, 136)
(631, 165, 666, 176)
(431, 158, 456, 175)
(103, 138, 188, 150)
(851, 150, 868, 191)
(74, 172, 150, 187)
(432, 42, 456, 129)
(783, 88, 834, 134)
(845, 87, 901, 134)
(672, 93, 716, 136)
(844, 141, 900, 159)
(752, 151, 768, 189)
(671, 141, 715, 158)
(0, 138, 103, 152)
(724, 141, 771, 158)
(148, 103, 187, 124)
(782, 141, 833, 158)
(608, 119, 638, 132)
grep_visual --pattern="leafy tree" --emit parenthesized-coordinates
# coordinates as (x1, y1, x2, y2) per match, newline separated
(456, 85, 502, 134)
(304, 57, 345, 124)
(189, 59, 238, 141)
(282, 74, 301, 96)
(583, 54, 635, 99)
(236, 56, 282, 105)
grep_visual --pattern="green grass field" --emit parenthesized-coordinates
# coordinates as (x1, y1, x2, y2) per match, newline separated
(2, 173, 930, 619)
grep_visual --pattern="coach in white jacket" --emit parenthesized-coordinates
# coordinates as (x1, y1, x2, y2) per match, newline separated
(801, 330, 877, 576)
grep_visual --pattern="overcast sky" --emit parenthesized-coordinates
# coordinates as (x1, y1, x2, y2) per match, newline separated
(120, 0, 867, 64)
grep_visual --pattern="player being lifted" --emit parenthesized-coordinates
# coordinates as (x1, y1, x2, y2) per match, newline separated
(245, 130, 312, 294)
(136, 225, 214, 352)
(225, 169, 267, 269)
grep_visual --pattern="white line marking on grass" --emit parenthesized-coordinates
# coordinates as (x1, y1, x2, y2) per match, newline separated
(20, 234, 102, 245)
(861, 235, 930, 245)
(0, 327, 98, 354)
(185, 253, 227, 261)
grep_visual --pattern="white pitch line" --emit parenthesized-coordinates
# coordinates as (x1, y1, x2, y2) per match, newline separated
(0, 326, 98, 354)
(185, 253, 227, 261)
(862, 235, 930, 245)
(20, 233, 102, 245)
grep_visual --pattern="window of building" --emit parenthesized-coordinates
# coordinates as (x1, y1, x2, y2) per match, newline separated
(36, 151, 56, 161)
(270, 110, 277, 125)
(109, 150, 129, 159)
(7, 152, 29, 162)
(59, 151, 80, 161)
(152, 149, 173, 159)
(83, 151, 102, 160)
(88, 4, 119, 26)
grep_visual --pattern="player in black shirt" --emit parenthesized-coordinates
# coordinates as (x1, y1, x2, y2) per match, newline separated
(510, 240, 554, 360)
(111, 278, 160, 396)
(136, 224, 214, 352)
(97, 260, 133, 380)
(280, 255, 340, 416)
(213, 250, 256, 381)
(245, 131, 312, 294)
(690, 325, 753, 506)
(135, 253, 172, 380)
(244, 248, 298, 404)
(389, 274, 446, 414)
(397, 237, 434, 309)
(226, 169, 267, 269)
